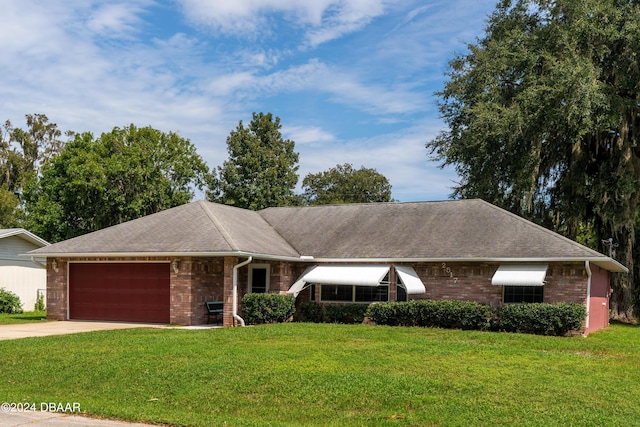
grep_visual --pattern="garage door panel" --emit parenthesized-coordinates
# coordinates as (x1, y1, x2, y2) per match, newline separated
(69, 263, 170, 323)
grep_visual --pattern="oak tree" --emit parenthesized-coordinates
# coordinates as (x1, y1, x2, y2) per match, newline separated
(24, 124, 209, 242)
(427, 0, 640, 320)
(301, 163, 393, 205)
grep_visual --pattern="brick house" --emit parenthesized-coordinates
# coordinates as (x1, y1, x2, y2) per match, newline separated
(28, 199, 626, 334)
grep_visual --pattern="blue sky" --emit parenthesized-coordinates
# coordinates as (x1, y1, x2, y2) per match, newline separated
(1, 0, 498, 202)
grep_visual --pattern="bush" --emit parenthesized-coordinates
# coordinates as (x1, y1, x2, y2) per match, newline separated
(297, 302, 325, 323)
(367, 300, 492, 330)
(494, 303, 586, 336)
(0, 288, 23, 314)
(34, 293, 45, 311)
(242, 293, 295, 325)
(325, 304, 369, 324)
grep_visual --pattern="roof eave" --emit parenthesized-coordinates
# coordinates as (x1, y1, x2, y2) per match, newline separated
(306, 256, 628, 273)
(21, 250, 306, 262)
(21, 251, 628, 273)
(2, 229, 50, 248)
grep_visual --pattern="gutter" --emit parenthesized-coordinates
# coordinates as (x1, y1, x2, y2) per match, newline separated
(30, 256, 46, 269)
(585, 260, 592, 331)
(232, 256, 252, 327)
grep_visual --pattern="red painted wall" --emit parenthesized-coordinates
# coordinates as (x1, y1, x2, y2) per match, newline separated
(586, 264, 610, 335)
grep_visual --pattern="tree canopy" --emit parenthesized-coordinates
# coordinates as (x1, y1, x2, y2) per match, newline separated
(0, 114, 68, 227)
(301, 163, 393, 205)
(24, 124, 209, 242)
(427, 0, 640, 320)
(208, 112, 299, 210)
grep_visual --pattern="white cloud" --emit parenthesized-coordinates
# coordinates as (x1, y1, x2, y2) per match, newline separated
(283, 125, 336, 145)
(85, 2, 150, 38)
(0, 0, 498, 203)
(177, 0, 392, 47)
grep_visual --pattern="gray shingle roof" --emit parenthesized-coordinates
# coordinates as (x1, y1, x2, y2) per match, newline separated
(260, 199, 603, 259)
(29, 201, 299, 257)
(28, 199, 626, 271)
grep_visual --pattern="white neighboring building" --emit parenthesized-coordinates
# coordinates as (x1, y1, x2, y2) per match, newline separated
(0, 229, 49, 311)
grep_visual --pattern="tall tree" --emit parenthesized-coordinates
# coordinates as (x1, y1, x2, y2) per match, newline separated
(24, 124, 209, 242)
(1, 114, 68, 194)
(427, 0, 640, 320)
(208, 112, 299, 210)
(302, 163, 393, 205)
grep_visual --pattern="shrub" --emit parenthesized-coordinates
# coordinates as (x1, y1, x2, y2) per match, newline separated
(367, 299, 492, 330)
(0, 288, 23, 314)
(297, 302, 325, 323)
(324, 304, 369, 324)
(34, 293, 45, 311)
(242, 293, 295, 325)
(494, 303, 586, 336)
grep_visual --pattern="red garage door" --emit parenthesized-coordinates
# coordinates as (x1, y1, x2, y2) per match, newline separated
(69, 263, 170, 323)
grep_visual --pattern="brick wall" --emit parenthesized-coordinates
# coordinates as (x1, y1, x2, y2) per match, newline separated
(408, 261, 588, 307)
(46, 256, 592, 326)
(46, 258, 68, 320)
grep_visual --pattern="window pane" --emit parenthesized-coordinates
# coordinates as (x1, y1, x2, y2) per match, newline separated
(321, 285, 353, 301)
(355, 286, 388, 302)
(396, 276, 408, 302)
(251, 268, 267, 293)
(397, 285, 408, 302)
(503, 286, 543, 303)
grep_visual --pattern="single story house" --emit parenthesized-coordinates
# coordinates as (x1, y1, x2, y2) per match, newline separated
(27, 199, 627, 334)
(0, 228, 49, 310)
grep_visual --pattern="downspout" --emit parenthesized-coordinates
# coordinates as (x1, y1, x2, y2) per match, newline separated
(585, 260, 592, 331)
(31, 256, 46, 269)
(233, 256, 252, 327)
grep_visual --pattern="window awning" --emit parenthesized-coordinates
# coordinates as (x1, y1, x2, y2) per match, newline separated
(395, 265, 426, 295)
(491, 264, 548, 287)
(287, 265, 390, 297)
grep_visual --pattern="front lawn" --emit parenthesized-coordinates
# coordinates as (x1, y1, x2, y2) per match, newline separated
(0, 323, 639, 426)
(0, 310, 47, 324)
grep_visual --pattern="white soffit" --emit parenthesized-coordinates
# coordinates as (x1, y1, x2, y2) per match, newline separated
(491, 264, 548, 287)
(395, 265, 426, 294)
(287, 265, 390, 297)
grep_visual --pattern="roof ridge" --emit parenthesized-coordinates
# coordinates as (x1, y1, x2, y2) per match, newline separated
(197, 201, 239, 251)
(259, 199, 474, 212)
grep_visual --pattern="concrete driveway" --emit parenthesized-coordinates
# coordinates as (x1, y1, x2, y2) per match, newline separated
(0, 410, 159, 426)
(0, 320, 165, 341)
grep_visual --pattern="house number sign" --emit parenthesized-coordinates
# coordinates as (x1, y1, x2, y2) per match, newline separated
(441, 263, 459, 283)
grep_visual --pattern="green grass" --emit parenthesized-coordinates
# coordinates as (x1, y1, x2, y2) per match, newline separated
(1, 323, 639, 426)
(0, 310, 47, 324)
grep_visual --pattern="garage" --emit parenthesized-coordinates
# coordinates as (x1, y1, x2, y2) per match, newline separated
(69, 263, 170, 323)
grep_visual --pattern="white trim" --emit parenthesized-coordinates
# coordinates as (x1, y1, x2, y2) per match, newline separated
(27, 252, 628, 273)
(248, 264, 270, 293)
(0, 229, 50, 247)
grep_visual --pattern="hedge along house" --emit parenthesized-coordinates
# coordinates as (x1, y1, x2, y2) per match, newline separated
(28, 199, 626, 334)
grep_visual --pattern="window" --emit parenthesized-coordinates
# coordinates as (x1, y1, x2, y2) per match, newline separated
(320, 285, 389, 303)
(396, 275, 408, 301)
(503, 286, 543, 304)
(249, 264, 269, 293)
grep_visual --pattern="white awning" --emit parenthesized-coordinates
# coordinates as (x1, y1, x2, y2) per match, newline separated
(491, 264, 548, 287)
(394, 265, 426, 295)
(287, 265, 390, 297)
